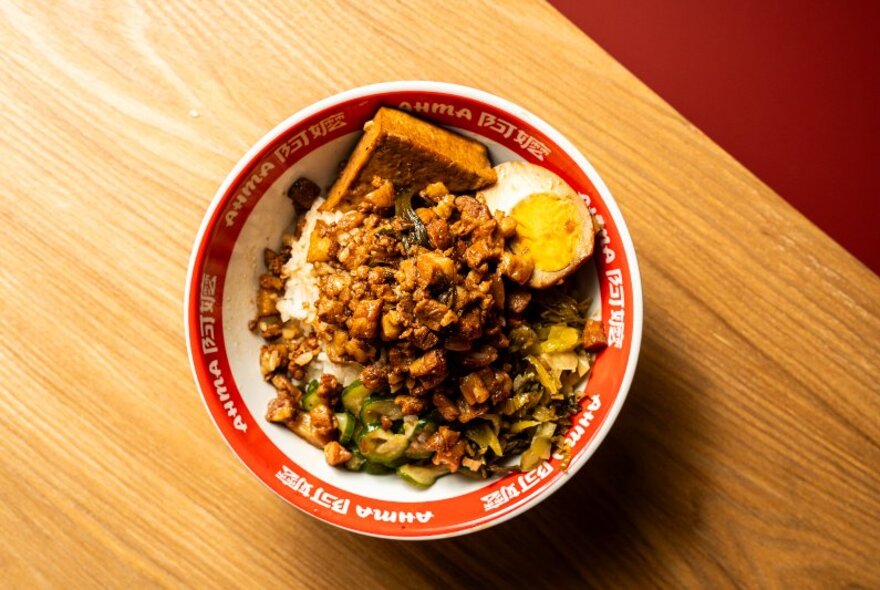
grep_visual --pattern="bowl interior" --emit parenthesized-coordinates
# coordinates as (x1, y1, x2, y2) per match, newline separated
(187, 84, 640, 538)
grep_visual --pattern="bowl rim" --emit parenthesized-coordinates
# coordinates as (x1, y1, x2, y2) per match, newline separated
(184, 80, 643, 539)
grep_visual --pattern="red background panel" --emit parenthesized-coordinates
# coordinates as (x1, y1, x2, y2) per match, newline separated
(551, 0, 880, 272)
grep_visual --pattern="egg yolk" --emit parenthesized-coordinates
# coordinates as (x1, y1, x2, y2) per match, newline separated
(510, 192, 580, 272)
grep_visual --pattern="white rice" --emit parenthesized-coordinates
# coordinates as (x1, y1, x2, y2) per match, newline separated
(275, 198, 340, 324)
(275, 198, 361, 383)
(305, 351, 362, 385)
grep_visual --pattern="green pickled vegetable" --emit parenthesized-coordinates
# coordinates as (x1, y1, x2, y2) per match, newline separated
(509, 325, 538, 353)
(537, 325, 580, 353)
(479, 414, 501, 434)
(541, 350, 579, 373)
(532, 406, 557, 422)
(394, 189, 428, 249)
(525, 355, 561, 394)
(536, 290, 591, 328)
(520, 422, 556, 471)
(498, 389, 542, 416)
(466, 422, 503, 456)
(509, 419, 541, 434)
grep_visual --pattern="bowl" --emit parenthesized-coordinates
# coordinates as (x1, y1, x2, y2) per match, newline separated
(184, 81, 642, 539)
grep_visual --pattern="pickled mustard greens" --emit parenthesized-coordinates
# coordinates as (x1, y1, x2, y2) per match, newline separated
(394, 189, 429, 250)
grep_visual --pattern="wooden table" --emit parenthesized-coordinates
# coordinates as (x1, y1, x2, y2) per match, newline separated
(2, 1, 878, 587)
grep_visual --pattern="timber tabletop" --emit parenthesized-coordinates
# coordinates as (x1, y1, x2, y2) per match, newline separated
(1, 1, 878, 587)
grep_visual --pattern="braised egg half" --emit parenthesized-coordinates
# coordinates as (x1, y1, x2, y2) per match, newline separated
(477, 161, 596, 289)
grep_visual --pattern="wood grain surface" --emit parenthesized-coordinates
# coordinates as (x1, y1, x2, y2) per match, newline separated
(1, 1, 878, 587)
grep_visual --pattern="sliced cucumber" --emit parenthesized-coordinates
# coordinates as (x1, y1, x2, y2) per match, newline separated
(300, 379, 320, 410)
(360, 397, 404, 424)
(343, 450, 367, 472)
(397, 464, 450, 488)
(398, 415, 418, 435)
(457, 466, 488, 480)
(342, 380, 371, 416)
(352, 421, 366, 445)
(403, 419, 438, 459)
(404, 444, 434, 460)
(301, 390, 321, 411)
(401, 417, 436, 439)
(363, 461, 394, 475)
(357, 425, 409, 466)
(335, 412, 356, 444)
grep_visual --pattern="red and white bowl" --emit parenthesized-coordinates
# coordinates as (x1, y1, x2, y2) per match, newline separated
(184, 81, 642, 539)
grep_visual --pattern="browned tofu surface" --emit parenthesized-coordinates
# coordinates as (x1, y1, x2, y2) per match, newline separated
(322, 107, 496, 210)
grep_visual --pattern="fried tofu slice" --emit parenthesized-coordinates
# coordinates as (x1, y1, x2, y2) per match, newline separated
(321, 107, 496, 211)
